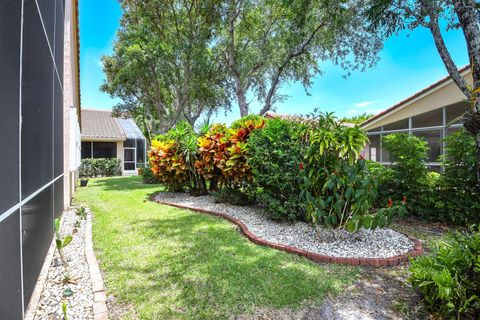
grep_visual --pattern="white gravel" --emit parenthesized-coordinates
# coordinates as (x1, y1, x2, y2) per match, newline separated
(33, 208, 93, 320)
(155, 192, 414, 259)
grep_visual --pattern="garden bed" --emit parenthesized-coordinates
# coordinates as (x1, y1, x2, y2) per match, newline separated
(154, 192, 422, 266)
(29, 208, 107, 320)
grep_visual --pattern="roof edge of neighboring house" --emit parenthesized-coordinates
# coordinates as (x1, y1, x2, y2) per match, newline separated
(360, 65, 471, 128)
(81, 136, 126, 142)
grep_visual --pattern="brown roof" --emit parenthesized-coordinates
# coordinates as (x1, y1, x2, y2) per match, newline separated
(81, 109, 125, 140)
(361, 65, 470, 127)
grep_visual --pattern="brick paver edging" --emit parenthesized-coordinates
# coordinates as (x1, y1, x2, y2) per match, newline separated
(85, 209, 109, 320)
(152, 197, 423, 267)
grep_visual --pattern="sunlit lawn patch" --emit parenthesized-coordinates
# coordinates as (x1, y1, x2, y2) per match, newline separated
(75, 176, 358, 319)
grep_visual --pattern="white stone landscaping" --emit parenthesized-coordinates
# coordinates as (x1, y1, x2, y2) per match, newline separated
(32, 209, 94, 320)
(154, 192, 415, 259)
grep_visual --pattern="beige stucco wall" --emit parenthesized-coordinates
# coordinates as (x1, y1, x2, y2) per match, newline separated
(116, 141, 124, 175)
(362, 71, 472, 131)
(63, 0, 81, 209)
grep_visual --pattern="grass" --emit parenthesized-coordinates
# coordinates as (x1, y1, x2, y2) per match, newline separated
(74, 176, 358, 319)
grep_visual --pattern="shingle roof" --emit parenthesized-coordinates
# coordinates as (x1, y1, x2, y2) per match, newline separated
(81, 109, 126, 140)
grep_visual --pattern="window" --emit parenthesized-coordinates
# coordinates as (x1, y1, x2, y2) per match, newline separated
(381, 135, 391, 162)
(124, 139, 135, 148)
(446, 102, 467, 125)
(81, 141, 91, 159)
(92, 142, 116, 159)
(414, 130, 442, 162)
(412, 108, 443, 128)
(136, 139, 145, 165)
(368, 134, 380, 162)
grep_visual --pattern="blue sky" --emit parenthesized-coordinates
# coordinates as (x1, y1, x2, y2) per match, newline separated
(79, 0, 468, 124)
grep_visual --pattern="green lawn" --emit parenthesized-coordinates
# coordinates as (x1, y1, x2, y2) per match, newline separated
(75, 176, 358, 319)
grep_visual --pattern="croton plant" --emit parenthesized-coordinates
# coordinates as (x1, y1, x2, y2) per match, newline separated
(149, 139, 189, 191)
(195, 118, 265, 189)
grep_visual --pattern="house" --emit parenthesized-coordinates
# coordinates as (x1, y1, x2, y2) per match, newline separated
(361, 66, 471, 171)
(0, 0, 81, 318)
(80, 109, 146, 175)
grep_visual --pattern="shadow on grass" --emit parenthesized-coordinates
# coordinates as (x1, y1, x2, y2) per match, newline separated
(104, 211, 355, 319)
(89, 176, 164, 192)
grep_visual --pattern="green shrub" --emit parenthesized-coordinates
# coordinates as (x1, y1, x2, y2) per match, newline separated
(299, 113, 404, 231)
(381, 133, 433, 217)
(409, 227, 480, 319)
(141, 163, 162, 184)
(435, 129, 480, 225)
(248, 118, 308, 220)
(79, 158, 122, 177)
(212, 187, 255, 206)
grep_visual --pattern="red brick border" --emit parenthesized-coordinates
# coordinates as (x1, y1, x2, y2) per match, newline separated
(152, 196, 423, 267)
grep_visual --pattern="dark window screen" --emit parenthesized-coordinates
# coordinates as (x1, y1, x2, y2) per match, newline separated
(92, 142, 117, 159)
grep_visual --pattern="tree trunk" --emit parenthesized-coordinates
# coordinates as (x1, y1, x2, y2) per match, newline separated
(477, 133, 480, 184)
(233, 73, 249, 117)
(452, 0, 480, 185)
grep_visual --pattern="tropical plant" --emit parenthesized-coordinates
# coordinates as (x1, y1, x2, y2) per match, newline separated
(435, 129, 480, 225)
(409, 227, 480, 319)
(381, 133, 433, 217)
(195, 116, 265, 192)
(62, 301, 68, 320)
(248, 118, 308, 220)
(222, 117, 265, 188)
(75, 207, 87, 220)
(54, 218, 73, 267)
(299, 113, 403, 231)
(195, 123, 229, 191)
(149, 139, 189, 192)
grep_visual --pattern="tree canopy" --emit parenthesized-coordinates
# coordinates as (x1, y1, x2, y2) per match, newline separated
(102, 0, 383, 134)
(365, 0, 480, 183)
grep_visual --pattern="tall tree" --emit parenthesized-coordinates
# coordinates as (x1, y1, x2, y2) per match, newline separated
(366, 0, 480, 183)
(216, 0, 383, 117)
(102, 0, 229, 134)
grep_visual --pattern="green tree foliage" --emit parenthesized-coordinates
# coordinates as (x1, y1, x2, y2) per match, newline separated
(102, 0, 230, 134)
(409, 228, 480, 319)
(248, 118, 309, 220)
(341, 112, 374, 125)
(436, 129, 480, 224)
(219, 0, 383, 116)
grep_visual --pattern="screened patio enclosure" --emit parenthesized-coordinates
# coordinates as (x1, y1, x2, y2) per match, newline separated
(363, 101, 466, 171)
(118, 118, 146, 173)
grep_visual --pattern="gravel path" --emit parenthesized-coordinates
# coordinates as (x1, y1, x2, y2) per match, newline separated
(155, 192, 414, 259)
(33, 209, 93, 320)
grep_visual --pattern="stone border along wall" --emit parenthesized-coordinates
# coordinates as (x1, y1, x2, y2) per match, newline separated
(85, 208, 109, 320)
(151, 196, 423, 267)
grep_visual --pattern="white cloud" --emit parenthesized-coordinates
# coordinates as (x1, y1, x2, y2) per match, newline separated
(353, 100, 378, 108)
